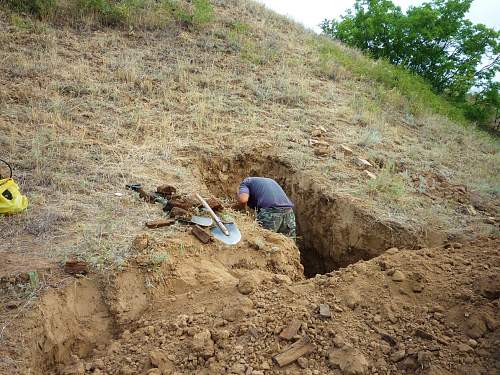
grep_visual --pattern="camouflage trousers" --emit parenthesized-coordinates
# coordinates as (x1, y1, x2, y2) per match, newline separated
(256, 207, 296, 239)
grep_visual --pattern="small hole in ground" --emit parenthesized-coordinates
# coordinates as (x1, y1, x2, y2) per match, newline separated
(200, 154, 418, 277)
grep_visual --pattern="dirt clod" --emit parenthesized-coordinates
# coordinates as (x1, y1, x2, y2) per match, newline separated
(237, 274, 257, 295)
(191, 329, 215, 359)
(64, 260, 88, 275)
(132, 234, 149, 251)
(391, 270, 405, 282)
(328, 347, 369, 375)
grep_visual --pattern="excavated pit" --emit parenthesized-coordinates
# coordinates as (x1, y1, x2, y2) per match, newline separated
(200, 153, 420, 277)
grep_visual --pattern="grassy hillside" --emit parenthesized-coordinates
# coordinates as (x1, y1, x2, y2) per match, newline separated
(1, 0, 498, 267)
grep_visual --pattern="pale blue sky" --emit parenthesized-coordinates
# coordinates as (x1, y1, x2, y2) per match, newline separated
(257, 0, 499, 33)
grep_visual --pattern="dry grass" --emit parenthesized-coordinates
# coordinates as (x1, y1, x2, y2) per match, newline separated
(0, 0, 498, 269)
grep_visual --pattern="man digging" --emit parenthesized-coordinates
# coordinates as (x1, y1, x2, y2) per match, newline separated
(234, 177, 296, 239)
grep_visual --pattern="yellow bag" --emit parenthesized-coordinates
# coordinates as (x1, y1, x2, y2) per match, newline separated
(0, 175, 28, 214)
(0, 178, 28, 214)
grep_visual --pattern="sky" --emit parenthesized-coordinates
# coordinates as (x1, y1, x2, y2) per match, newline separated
(256, 0, 500, 33)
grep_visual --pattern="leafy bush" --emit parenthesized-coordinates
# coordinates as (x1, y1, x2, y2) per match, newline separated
(6, 0, 57, 17)
(366, 162, 407, 200)
(321, 0, 499, 133)
(77, 0, 127, 25)
(163, 0, 213, 28)
(192, 0, 213, 25)
(4, 0, 214, 29)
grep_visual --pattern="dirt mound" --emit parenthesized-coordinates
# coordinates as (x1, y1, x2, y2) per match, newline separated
(3, 237, 498, 375)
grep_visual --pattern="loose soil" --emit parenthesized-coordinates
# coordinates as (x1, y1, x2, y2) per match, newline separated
(1, 234, 498, 375)
(1, 150, 498, 375)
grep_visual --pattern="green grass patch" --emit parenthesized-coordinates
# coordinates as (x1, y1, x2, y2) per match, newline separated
(314, 37, 467, 124)
(223, 19, 279, 66)
(3, 0, 214, 29)
(6, 0, 56, 17)
(364, 162, 409, 202)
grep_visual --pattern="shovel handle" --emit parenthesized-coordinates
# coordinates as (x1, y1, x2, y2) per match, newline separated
(195, 193, 230, 236)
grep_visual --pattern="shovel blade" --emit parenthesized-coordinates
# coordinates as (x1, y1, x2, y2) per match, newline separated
(211, 223, 241, 245)
(190, 216, 213, 227)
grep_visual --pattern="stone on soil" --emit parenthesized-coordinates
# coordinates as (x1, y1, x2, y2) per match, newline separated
(344, 290, 361, 310)
(328, 347, 369, 375)
(392, 270, 405, 282)
(237, 275, 256, 295)
(192, 329, 215, 358)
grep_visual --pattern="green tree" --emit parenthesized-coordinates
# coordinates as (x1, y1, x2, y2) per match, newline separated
(321, 0, 499, 126)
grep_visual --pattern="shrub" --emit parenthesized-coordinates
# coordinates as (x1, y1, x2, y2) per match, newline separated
(77, 0, 127, 25)
(162, 0, 213, 28)
(3, 0, 214, 29)
(6, 0, 57, 17)
(362, 161, 409, 202)
(192, 0, 213, 26)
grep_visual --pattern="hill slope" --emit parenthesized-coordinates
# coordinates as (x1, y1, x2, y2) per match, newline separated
(0, 0, 499, 374)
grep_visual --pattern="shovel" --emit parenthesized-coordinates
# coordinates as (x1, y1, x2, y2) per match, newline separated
(187, 215, 213, 227)
(195, 193, 241, 245)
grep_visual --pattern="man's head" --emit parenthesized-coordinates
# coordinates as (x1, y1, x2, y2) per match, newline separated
(236, 183, 249, 205)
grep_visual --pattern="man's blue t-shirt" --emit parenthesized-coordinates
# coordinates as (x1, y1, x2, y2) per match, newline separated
(238, 177, 293, 210)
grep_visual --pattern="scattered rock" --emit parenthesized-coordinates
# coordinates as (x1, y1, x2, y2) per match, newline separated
(64, 260, 88, 275)
(318, 304, 332, 318)
(191, 329, 215, 358)
(328, 347, 369, 375)
(279, 319, 302, 340)
(230, 363, 246, 374)
(149, 349, 173, 373)
(340, 144, 354, 155)
(353, 157, 373, 169)
(273, 274, 292, 284)
(467, 339, 478, 347)
(465, 314, 488, 339)
(457, 343, 473, 353)
(344, 290, 361, 310)
(156, 184, 177, 197)
(332, 334, 346, 348)
(169, 206, 190, 218)
(385, 247, 399, 255)
(390, 349, 406, 362)
(313, 144, 331, 157)
(474, 274, 500, 300)
(392, 270, 405, 282)
(415, 328, 434, 341)
(132, 234, 149, 251)
(297, 357, 308, 369)
(483, 313, 497, 331)
(412, 281, 424, 293)
(364, 170, 377, 179)
(237, 275, 256, 295)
